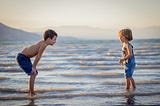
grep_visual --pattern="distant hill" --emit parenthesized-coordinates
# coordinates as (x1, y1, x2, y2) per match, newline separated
(0, 23, 79, 41)
(1, 23, 160, 41)
(0, 23, 41, 41)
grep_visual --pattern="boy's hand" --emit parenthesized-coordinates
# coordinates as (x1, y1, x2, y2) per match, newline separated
(118, 59, 124, 65)
(32, 67, 38, 75)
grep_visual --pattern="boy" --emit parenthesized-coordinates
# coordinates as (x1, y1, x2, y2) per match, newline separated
(118, 28, 136, 90)
(16, 29, 58, 96)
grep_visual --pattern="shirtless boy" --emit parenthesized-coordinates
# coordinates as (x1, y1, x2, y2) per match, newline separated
(16, 29, 57, 96)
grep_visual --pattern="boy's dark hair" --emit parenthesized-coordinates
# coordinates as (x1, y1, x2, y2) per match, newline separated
(43, 29, 58, 41)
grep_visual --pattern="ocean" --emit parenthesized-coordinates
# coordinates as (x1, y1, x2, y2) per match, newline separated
(0, 39, 160, 106)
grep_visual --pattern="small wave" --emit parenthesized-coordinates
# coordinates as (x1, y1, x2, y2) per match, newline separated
(6, 55, 16, 58)
(38, 66, 56, 71)
(0, 68, 20, 72)
(38, 81, 91, 85)
(89, 57, 119, 61)
(80, 65, 121, 70)
(0, 66, 56, 72)
(136, 48, 160, 53)
(60, 72, 123, 78)
(0, 92, 160, 100)
(136, 65, 160, 69)
(135, 52, 160, 56)
(154, 46, 160, 48)
(78, 62, 119, 66)
(0, 88, 75, 93)
(0, 76, 9, 81)
(33, 88, 75, 93)
(0, 62, 16, 67)
(137, 62, 160, 66)
(44, 54, 77, 57)
(102, 81, 160, 85)
(0, 88, 19, 93)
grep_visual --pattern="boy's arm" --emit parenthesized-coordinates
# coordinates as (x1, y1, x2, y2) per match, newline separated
(32, 44, 47, 71)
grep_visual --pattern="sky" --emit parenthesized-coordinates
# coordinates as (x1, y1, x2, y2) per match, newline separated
(0, 0, 160, 39)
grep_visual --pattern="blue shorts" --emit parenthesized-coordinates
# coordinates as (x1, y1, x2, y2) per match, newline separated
(124, 63, 135, 78)
(16, 53, 38, 75)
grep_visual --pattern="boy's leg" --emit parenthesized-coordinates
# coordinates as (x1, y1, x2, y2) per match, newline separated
(125, 77, 130, 90)
(28, 74, 36, 96)
(130, 77, 136, 89)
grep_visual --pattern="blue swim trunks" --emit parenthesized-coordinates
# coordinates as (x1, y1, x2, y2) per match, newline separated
(16, 53, 38, 75)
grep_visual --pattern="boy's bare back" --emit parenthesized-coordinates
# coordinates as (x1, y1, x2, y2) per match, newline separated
(21, 40, 47, 58)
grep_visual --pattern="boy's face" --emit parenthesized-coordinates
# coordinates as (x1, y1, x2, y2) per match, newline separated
(50, 36, 57, 45)
(119, 36, 125, 43)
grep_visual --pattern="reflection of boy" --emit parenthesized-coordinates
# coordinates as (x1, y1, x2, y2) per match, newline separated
(16, 29, 58, 96)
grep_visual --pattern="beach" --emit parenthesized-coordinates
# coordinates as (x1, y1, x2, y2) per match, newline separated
(0, 39, 160, 106)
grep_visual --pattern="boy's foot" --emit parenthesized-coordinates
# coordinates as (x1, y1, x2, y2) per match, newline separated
(125, 88, 130, 91)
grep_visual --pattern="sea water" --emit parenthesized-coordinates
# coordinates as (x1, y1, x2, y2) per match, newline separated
(0, 39, 160, 106)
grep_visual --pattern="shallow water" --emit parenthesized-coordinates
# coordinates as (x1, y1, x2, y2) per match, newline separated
(0, 39, 160, 105)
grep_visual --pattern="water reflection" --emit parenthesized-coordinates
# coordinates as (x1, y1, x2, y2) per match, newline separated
(125, 94, 135, 105)
(124, 90, 136, 105)
(21, 99, 37, 106)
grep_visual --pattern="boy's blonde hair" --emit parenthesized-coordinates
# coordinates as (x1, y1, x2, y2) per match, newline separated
(118, 29, 133, 41)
